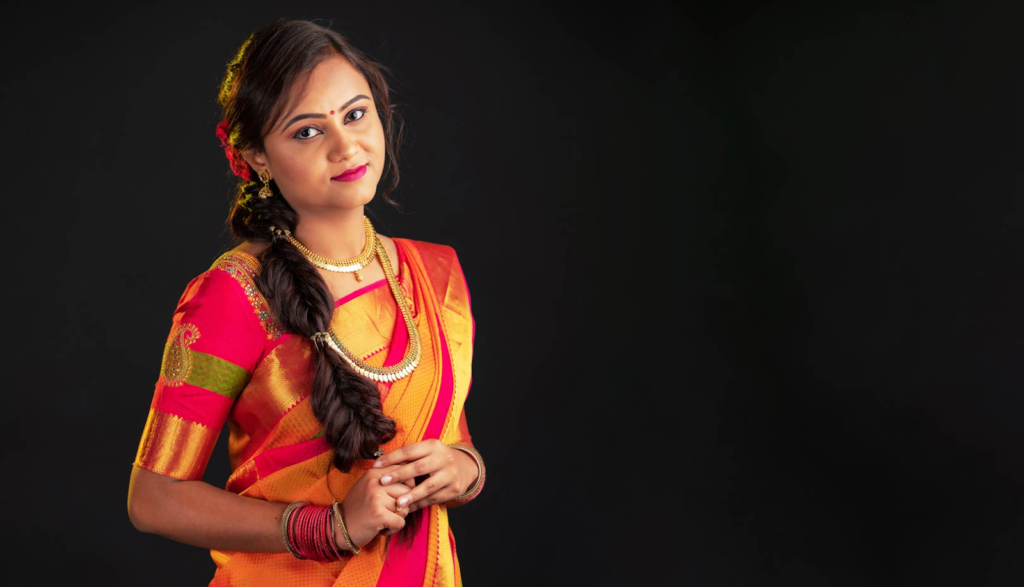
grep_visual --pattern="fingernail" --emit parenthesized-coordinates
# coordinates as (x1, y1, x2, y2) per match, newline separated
(381, 475, 392, 484)
(399, 496, 409, 505)
(373, 461, 383, 468)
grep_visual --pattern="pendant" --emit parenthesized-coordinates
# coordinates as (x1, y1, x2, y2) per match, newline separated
(354, 271, 363, 282)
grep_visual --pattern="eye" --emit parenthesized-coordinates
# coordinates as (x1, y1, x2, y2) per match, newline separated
(293, 126, 323, 140)
(346, 108, 367, 123)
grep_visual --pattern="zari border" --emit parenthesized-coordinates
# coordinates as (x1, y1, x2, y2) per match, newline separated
(212, 250, 282, 339)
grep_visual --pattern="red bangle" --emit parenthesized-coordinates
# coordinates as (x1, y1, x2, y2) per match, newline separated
(287, 504, 348, 562)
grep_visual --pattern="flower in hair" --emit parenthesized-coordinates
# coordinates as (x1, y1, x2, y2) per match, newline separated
(216, 119, 253, 182)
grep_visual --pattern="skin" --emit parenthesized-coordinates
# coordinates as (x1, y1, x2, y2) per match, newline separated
(128, 54, 478, 554)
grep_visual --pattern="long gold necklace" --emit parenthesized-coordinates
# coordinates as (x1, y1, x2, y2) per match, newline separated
(320, 237, 420, 382)
(286, 216, 376, 281)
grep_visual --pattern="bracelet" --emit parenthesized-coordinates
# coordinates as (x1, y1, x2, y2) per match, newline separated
(283, 502, 350, 562)
(325, 506, 346, 560)
(280, 501, 308, 559)
(332, 500, 360, 555)
(448, 443, 485, 503)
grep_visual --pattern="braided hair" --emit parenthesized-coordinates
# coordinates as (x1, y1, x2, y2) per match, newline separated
(216, 18, 420, 545)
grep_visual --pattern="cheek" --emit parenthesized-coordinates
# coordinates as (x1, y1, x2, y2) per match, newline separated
(369, 127, 387, 165)
(277, 152, 318, 184)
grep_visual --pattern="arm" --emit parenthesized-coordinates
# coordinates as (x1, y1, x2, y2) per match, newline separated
(127, 266, 358, 554)
(128, 463, 416, 552)
(129, 264, 421, 555)
(127, 466, 291, 552)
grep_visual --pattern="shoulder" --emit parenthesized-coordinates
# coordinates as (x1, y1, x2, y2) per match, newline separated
(392, 237, 472, 300)
(392, 237, 460, 266)
(170, 246, 280, 340)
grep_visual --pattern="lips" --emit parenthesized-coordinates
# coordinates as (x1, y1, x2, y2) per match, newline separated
(332, 165, 367, 182)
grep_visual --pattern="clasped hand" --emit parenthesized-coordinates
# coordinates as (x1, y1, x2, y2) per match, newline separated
(339, 440, 473, 548)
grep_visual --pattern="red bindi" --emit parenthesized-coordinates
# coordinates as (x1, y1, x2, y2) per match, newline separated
(330, 110, 335, 115)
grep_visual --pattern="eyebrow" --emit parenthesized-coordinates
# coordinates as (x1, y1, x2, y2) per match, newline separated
(279, 94, 371, 132)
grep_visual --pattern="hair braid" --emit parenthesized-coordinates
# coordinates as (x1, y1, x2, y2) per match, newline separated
(218, 17, 420, 547)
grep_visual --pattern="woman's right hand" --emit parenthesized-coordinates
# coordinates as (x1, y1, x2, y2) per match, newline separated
(339, 464, 413, 548)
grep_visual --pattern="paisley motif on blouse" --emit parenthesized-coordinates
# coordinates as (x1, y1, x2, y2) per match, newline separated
(159, 322, 201, 386)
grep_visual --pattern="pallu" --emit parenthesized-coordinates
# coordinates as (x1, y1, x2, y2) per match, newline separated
(133, 238, 477, 587)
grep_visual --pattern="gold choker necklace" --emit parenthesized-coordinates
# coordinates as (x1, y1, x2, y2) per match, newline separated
(315, 237, 420, 382)
(286, 216, 377, 281)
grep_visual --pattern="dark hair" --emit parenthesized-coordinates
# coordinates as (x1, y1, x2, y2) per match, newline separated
(216, 18, 420, 545)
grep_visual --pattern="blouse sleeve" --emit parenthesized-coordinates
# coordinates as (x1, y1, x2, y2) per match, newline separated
(132, 266, 268, 481)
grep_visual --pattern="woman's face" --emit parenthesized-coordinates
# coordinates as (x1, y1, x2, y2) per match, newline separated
(246, 55, 386, 217)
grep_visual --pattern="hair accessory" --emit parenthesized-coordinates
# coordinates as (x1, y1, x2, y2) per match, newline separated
(311, 332, 330, 351)
(257, 169, 274, 199)
(215, 119, 252, 182)
(268, 226, 291, 243)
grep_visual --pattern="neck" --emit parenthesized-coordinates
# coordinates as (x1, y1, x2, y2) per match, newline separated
(292, 208, 369, 259)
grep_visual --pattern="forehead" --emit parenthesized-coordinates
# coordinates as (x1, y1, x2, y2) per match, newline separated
(287, 55, 372, 109)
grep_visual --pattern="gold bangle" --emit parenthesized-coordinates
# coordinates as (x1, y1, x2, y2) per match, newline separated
(280, 501, 308, 559)
(448, 443, 484, 501)
(332, 500, 360, 555)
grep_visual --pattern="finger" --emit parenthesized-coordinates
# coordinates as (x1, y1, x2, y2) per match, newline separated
(379, 485, 413, 518)
(366, 463, 406, 484)
(377, 471, 415, 489)
(380, 508, 407, 536)
(373, 439, 443, 469)
(380, 483, 415, 500)
(406, 486, 460, 513)
(395, 469, 454, 509)
(379, 450, 451, 486)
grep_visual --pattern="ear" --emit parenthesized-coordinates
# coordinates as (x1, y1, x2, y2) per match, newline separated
(242, 149, 269, 175)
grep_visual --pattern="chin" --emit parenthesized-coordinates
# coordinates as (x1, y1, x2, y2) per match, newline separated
(326, 188, 375, 208)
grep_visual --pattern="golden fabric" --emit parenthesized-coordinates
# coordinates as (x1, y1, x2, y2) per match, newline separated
(133, 238, 478, 586)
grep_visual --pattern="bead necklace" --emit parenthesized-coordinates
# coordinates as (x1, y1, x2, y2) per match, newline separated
(286, 216, 376, 281)
(320, 237, 420, 382)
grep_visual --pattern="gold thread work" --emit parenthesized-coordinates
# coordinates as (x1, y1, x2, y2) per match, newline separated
(215, 252, 282, 339)
(160, 323, 201, 387)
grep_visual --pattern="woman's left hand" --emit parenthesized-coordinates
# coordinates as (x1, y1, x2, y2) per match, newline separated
(374, 439, 475, 513)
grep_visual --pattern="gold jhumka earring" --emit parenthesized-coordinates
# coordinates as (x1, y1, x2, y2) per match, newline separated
(258, 169, 273, 199)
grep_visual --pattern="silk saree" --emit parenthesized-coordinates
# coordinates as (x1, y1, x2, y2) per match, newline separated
(133, 237, 477, 586)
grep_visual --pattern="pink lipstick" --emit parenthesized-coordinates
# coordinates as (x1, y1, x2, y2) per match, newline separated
(332, 165, 367, 182)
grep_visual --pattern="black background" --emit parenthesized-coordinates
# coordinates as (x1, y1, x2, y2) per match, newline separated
(5, 1, 1024, 585)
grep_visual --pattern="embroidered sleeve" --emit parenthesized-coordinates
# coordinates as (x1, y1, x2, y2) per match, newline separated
(132, 263, 268, 481)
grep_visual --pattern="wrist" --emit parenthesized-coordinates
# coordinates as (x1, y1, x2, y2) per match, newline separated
(451, 447, 479, 491)
(447, 443, 485, 504)
(333, 499, 360, 555)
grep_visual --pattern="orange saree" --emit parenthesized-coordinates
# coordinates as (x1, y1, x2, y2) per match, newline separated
(133, 237, 478, 586)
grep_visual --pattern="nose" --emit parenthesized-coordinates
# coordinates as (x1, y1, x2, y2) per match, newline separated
(328, 125, 360, 163)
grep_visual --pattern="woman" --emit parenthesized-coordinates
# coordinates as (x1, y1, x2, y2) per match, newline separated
(127, 18, 484, 587)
